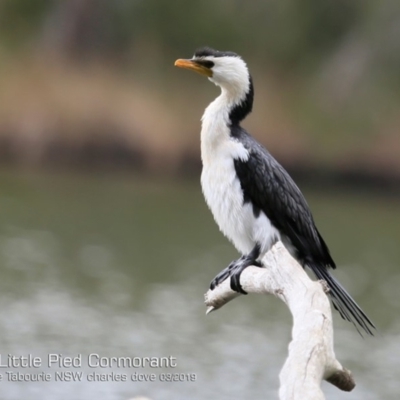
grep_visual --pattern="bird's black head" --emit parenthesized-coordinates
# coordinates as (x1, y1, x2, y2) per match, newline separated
(175, 47, 249, 87)
(175, 47, 254, 123)
(193, 46, 240, 59)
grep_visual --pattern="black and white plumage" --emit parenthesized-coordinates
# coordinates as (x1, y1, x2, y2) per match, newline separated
(175, 47, 375, 335)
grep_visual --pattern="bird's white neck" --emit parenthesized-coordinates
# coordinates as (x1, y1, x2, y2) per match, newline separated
(200, 93, 230, 160)
(200, 87, 249, 165)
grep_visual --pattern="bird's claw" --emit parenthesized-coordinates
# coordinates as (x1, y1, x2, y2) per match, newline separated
(210, 256, 263, 294)
(209, 261, 235, 290)
(230, 269, 248, 294)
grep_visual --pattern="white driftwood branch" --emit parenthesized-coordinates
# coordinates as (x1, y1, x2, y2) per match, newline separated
(204, 242, 355, 399)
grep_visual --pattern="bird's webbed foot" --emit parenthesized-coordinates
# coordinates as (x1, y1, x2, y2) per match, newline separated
(210, 248, 263, 295)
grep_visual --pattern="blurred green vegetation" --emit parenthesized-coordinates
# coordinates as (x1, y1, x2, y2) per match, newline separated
(0, 0, 399, 178)
(1, 0, 398, 71)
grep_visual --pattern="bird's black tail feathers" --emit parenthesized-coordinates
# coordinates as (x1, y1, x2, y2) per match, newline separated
(308, 264, 376, 336)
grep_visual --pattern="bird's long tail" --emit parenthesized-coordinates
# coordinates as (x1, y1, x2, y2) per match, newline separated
(308, 264, 376, 336)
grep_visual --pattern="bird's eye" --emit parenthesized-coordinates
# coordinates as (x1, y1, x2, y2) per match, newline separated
(195, 60, 214, 69)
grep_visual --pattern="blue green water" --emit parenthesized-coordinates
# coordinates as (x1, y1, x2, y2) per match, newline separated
(0, 169, 398, 400)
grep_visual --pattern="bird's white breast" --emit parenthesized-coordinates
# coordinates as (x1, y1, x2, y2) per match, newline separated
(201, 151, 255, 255)
(200, 95, 280, 256)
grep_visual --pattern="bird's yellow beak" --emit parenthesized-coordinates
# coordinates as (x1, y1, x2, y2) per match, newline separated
(174, 59, 212, 77)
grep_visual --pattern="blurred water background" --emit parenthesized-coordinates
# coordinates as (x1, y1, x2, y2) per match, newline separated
(0, 1, 399, 399)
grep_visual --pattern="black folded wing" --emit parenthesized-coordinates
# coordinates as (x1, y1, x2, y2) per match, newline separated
(232, 127, 335, 269)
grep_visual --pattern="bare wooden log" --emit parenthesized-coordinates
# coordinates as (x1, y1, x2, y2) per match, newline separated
(205, 242, 355, 399)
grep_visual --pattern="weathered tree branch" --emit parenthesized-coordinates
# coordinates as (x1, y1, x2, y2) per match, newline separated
(204, 242, 355, 399)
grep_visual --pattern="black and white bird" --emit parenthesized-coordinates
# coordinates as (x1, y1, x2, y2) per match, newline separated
(175, 47, 375, 335)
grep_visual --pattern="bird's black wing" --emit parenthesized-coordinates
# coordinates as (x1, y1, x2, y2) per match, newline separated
(232, 127, 335, 268)
(232, 128, 377, 335)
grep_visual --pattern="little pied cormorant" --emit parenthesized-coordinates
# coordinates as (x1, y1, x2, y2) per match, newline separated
(175, 47, 375, 335)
